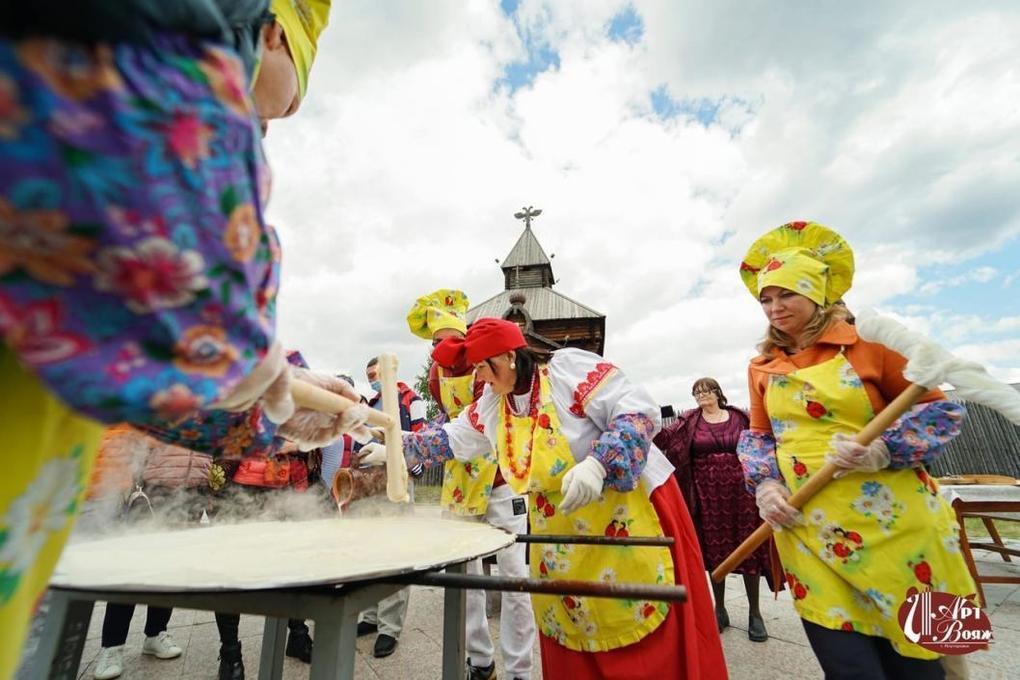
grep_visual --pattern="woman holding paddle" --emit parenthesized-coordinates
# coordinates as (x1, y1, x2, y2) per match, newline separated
(736, 222, 975, 679)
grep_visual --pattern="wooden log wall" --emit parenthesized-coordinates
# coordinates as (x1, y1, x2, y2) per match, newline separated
(928, 399, 1020, 478)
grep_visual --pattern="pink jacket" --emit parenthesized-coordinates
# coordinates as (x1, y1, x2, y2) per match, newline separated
(143, 440, 213, 489)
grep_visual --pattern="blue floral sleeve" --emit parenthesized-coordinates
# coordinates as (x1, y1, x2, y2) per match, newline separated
(402, 427, 454, 469)
(590, 413, 654, 492)
(737, 430, 782, 495)
(140, 405, 278, 459)
(881, 401, 965, 468)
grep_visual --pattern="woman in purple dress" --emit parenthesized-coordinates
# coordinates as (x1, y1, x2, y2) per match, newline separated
(653, 377, 771, 642)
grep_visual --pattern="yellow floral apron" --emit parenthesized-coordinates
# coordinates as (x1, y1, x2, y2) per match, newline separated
(0, 346, 104, 680)
(768, 351, 976, 660)
(497, 367, 674, 652)
(438, 367, 499, 516)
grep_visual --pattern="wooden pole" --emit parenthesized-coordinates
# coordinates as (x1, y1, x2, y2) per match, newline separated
(290, 363, 408, 503)
(710, 383, 929, 583)
(377, 353, 409, 503)
(290, 380, 395, 429)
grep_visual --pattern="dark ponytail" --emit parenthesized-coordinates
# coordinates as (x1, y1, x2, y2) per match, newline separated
(513, 347, 553, 393)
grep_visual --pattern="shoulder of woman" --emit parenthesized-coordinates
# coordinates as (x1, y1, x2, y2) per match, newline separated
(848, 332, 898, 356)
(727, 405, 751, 422)
(549, 348, 620, 392)
(821, 319, 859, 346)
(550, 347, 616, 372)
(845, 330, 904, 368)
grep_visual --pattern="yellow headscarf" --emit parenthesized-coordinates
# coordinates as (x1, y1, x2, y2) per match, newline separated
(407, 289, 469, 340)
(739, 221, 854, 306)
(271, 0, 331, 99)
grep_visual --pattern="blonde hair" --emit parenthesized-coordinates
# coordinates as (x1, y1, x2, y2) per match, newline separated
(758, 304, 849, 358)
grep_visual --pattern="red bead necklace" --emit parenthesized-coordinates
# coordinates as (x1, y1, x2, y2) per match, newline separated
(501, 368, 542, 481)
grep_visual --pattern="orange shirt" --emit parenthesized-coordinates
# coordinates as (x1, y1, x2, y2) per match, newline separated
(747, 320, 943, 433)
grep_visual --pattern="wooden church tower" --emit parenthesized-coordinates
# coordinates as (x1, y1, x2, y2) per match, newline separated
(468, 207, 606, 355)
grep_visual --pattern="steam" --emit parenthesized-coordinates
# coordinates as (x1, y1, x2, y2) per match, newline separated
(72, 480, 422, 542)
(73, 485, 330, 539)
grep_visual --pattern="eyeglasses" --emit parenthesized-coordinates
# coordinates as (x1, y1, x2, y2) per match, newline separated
(692, 390, 713, 396)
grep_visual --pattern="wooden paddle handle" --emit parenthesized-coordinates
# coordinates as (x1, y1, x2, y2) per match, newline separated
(290, 380, 395, 429)
(377, 353, 409, 503)
(710, 383, 930, 582)
(291, 365, 408, 504)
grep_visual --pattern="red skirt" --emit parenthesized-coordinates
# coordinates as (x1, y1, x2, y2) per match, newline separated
(539, 477, 729, 679)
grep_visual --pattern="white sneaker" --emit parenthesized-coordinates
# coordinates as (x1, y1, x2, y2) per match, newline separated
(94, 646, 124, 680)
(142, 630, 183, 659)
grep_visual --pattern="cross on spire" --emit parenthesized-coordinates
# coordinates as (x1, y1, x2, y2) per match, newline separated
(513, 206, 543, 230)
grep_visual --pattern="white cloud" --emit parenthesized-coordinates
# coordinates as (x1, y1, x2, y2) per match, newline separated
(262, 1, 1020, 404)
(918, 266, 998, 295)
(953, 339, 1020, 384)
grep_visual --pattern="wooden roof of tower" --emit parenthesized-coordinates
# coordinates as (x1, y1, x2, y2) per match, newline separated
(468, 207, 607, 355)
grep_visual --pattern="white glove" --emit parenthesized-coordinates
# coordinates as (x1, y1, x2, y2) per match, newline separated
(277, 368, 372, 450)
(210, 342, 292, 421)
(559, 457, 606, 515)
(356, 442, 387, 467)
(258, 359, 296, 423)
(349, 426, 376, 445)
(755, 479, 804, 530)
(826, 433, 890, 478)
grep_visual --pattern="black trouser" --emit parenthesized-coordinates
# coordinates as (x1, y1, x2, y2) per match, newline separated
(101, 604, 173, 648)
(214, 613, 308, 647)
(802, 619, 945, 680)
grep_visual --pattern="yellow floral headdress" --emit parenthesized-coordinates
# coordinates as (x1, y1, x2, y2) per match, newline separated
(406, 289, 469, 339)
(739, 221, 854, 306)
(271, 0, 331, 99)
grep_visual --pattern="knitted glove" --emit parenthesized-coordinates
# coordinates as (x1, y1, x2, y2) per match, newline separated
(755, 478, 805, 530)
(826, 433, 891, 478)
(559, 457, 607, 515)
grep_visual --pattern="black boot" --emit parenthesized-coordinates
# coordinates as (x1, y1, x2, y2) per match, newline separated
(218, 642, 244, 680)
(467, 660, 496, 680)
(715, 607, 730, 633)
(373, 634, 398, 658)
(285, 628, 314, 663)
(748, 612, 769, 642)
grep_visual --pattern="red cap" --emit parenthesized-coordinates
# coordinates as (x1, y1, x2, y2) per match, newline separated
(432, 318, 526, 368)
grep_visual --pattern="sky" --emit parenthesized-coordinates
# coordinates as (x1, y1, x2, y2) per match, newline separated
(264, 0, 1020, 411)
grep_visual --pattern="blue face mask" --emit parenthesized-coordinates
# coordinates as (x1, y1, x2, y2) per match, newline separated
(370, 380, 381, 393)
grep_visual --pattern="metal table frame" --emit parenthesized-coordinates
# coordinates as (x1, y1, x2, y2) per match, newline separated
(32, 527, 687, 679)
(31, 562, 469, 680)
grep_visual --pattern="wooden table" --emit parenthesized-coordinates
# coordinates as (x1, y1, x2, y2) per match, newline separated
(940, 484, 1020, 605)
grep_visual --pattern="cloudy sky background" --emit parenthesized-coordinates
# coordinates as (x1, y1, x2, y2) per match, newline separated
(264, 0, 1020, 411)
